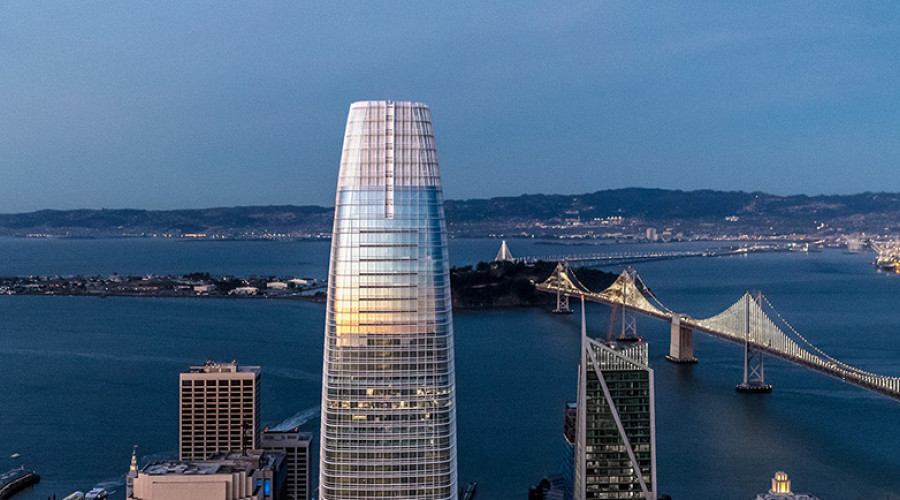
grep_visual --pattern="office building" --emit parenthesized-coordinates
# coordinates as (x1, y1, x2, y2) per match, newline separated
(575, 300, 656, 500)
(261, 428, 312, 500)
(129, 451, 285, 500)
(180, 362, 261, 461)
(319, 101, 458, 499)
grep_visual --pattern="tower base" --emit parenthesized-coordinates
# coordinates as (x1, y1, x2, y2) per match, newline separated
(735, 383, 773, 394)
(665, 355, 698, 364)
(552, 308, 574, 314)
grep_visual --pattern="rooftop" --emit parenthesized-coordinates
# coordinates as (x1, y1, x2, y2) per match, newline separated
(141, 452, 282, 477)
(186, 361, 260, 375)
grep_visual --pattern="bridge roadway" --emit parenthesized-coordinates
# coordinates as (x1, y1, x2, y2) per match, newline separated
(534, 267, 900, 401)
(517, 245, 782, 266)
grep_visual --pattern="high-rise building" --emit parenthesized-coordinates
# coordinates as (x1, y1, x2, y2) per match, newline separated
(319, 101, 458, 499)
(180, 362, 261, 461)
(574, 300, 656, 500)
(261, 428, 312, 500)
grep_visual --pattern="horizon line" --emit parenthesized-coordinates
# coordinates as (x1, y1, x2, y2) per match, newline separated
(3, 186, 898, 215)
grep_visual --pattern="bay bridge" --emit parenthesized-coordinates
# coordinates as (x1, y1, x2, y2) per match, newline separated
(514, 244, 782, 267)
(535, 262, 900, 400)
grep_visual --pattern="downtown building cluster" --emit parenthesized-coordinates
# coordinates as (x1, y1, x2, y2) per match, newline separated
(319, 101, 667, 499)
(113, 100, 673, 500)
(123, 100, 458, 500)
(125, 361, 312, 500)
(121, 101, 666, 500)
(117, 100, 833, 500)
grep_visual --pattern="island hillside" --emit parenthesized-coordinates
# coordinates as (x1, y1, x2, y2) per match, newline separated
(449, 261, 618, 309)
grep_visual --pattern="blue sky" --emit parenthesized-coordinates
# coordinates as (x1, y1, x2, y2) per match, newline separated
(1, 2, 899, 212)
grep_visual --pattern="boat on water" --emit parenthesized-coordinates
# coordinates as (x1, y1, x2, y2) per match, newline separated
(0, 467, 40, 500)
(872, 242, 900, 272)
(84, 488, 108, 500)
(876, 252, 900, 272)
(461, 481, 477, 500)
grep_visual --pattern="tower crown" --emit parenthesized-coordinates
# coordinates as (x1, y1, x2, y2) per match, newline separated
(338, 100, 441, 190)
(771, 471, 791, 494)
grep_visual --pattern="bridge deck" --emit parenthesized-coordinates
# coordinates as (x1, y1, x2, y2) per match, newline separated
(535, 281, 900, 401)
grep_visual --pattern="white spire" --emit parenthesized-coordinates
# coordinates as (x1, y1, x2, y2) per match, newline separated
(495, 239, 514, 262)
(129, 445, 138, 473)
(127, 445, 138, 499)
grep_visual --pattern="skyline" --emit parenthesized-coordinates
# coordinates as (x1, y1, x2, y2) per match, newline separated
(2, 2, 900, 213)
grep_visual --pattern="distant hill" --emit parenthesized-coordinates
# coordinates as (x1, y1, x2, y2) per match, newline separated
(0, 205, 334, 238)
(445, 188, 900, 236)
(2, 188, 899, 238)
(450, 260, 617, 309)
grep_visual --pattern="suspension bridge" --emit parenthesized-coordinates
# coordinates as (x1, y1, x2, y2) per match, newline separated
(534, 262, 900, 400)
(513, 244, 783, 266)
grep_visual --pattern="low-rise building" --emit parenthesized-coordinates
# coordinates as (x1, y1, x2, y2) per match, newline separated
(230, 287, 259, 296)
(754, 472, 819, 500)
(129, 452, 285, 500)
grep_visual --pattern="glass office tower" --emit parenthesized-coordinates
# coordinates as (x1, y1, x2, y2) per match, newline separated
(574, 300, 656, 500)
(320, 101, 458, 500)
(576, 338, 657, 500)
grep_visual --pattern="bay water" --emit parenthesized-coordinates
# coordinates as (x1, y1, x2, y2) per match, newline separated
(1, 237, 899, 499)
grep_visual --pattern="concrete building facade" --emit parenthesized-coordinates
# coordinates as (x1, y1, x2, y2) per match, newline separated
(260, 428, 312, 500)
(129, 452, 285, 500)
(180, 362, 261, 461)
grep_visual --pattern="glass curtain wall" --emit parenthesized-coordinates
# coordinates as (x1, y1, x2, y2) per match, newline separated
(320, 101, 458, 500)
(581, 342, 655, 500)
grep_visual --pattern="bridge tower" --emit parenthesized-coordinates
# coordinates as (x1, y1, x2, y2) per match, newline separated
(614, 268, 640, 341)
(665, 316, 698, 364)
(736, 292, 773, 394)
(552, 261, 574, 314)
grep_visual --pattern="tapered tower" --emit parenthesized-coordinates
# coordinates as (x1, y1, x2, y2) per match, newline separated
(320, 101, 458, 499)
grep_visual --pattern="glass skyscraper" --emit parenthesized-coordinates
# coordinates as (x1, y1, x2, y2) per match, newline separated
(575, 301, 656, 500)
(319, 101, 458, 500)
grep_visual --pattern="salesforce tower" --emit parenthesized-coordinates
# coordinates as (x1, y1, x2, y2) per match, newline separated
(319, 101, 458, 500)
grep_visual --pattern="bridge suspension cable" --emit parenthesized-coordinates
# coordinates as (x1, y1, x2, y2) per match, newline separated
(533, 264, 900, 400)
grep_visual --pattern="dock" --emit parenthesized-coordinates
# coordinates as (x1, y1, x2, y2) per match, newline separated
(0, 467, 40, 500)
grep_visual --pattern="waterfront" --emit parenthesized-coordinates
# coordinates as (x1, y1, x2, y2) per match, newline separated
(1, 237, 900, 499)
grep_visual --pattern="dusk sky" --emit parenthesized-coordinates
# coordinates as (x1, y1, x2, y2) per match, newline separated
(2, 2, 899, 212)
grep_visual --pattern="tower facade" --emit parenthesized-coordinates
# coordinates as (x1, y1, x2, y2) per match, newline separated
(319, 101, 458, 499)
(179, 362, 261, 461)
(575, 300, 656, 500)
(261, 428, 312, 500)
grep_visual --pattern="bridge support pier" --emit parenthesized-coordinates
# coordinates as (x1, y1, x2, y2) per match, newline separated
(665, 316, 698, 364)
(736, 345, 772, 394)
